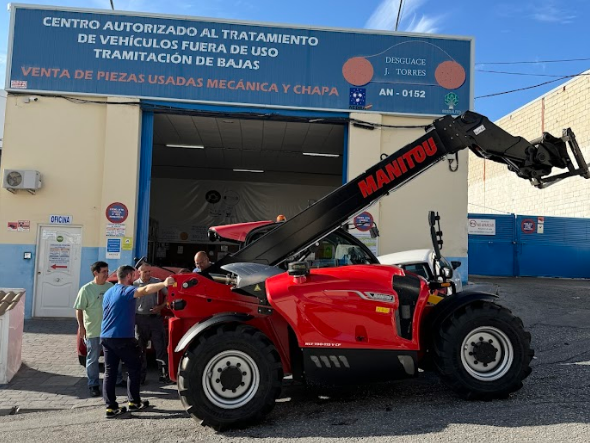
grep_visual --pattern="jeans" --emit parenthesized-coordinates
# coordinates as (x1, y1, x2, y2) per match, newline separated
(85, 337, 123, 388)
(101, 338, 142, 409)
(85, 337, 101, 388)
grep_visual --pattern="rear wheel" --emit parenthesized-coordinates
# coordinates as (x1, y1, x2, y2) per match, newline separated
(433, 301, 533, 400)
(177, 324, 283, 430)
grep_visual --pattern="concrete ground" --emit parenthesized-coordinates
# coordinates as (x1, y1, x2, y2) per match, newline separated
(1, 276, 589, 442)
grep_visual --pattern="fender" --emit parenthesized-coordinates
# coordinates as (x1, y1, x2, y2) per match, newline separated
(174, 312, 253, 353)
(422, 290, 499, 343)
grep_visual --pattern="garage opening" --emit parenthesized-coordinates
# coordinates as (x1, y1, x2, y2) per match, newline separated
(140, 106, 347, 268)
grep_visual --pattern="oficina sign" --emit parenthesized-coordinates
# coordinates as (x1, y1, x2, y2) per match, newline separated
(6, 5, 473, 116)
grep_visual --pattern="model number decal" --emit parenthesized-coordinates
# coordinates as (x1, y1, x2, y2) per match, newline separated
(304, 342, 342, 347)
(330, 290, 396, 304)
(365, 292, 394, 302)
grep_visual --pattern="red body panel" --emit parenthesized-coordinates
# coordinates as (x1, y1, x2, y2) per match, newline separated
(168, 265, 432, 381)
(266, 265, 430, 351)
(210, 220, 273, 242)
(166, 272, 293, 381)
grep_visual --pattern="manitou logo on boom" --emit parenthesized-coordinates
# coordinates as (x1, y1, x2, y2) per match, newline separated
(358, 137, 439, 198)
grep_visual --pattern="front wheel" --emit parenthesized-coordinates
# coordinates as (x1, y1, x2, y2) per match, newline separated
(433, 301, 533, 400)
(177, 324, 283, 430)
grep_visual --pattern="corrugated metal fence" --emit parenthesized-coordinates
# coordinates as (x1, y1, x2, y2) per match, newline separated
(468, 213, 590, 278)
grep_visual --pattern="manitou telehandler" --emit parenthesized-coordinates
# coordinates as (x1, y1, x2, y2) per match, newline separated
(163, 111, 589, 430)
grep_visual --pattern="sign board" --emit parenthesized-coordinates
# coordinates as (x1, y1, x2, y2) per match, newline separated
(354, 212, 374, 232)
(49, 215, 73, 224)
(106, 237, 121, 259)
(468, 218, 496, 236)
(48, 243, 71, 270)
(106, 223, 126, 237)
(353, 232, 378, 256)
(122, 237, 133, 250)
(18, 220, 30, 232)
(7, 5, 473, 116)
(521, 218, 535, 234)
(105, 202, 128, 224)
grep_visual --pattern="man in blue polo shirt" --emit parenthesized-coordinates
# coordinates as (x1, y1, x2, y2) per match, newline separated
(101, 265, 175, 418)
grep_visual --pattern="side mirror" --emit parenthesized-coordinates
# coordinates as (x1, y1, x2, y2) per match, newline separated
(441, 267, 453, 279)
(451, 260, 461, 270)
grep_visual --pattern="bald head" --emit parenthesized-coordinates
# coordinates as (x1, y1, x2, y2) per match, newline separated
(194, 251, 211, 271)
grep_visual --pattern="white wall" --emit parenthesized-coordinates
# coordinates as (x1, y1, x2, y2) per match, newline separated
(348, 113, 468, 259)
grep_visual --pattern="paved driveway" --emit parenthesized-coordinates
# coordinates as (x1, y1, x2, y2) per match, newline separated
(1, 277, 589, 442)
(0, 319, 176, 413)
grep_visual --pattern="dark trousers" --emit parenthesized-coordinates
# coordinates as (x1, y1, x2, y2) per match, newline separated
(101, 338, 142, 408)
(135, 314, 168, 381)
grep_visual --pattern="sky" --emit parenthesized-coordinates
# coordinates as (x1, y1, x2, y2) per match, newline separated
(0, 0, 588, 126)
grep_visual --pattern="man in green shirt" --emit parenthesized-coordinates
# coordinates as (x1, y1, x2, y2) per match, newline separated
(73, 261, 122, 397)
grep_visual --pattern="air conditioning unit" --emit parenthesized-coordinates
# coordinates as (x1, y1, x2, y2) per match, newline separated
(2, 169, 42, 194)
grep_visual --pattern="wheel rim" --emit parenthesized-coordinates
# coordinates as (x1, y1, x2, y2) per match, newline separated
(202, 350, 260, 409)
(460, 326, 514, 381)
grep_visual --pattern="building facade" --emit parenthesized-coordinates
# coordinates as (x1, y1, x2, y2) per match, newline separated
(0, 5, 473, 318)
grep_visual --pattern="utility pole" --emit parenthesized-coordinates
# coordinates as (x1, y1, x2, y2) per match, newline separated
(395, 0, 404, 31)
(110, 0, 115, 10)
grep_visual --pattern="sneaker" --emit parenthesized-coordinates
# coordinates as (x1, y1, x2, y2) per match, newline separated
(89, 386, 101, 397)
(128, 400, 150, 411)
(105, 406, 127, 419)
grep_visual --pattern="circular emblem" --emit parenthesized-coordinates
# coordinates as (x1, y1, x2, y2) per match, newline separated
(56, 235, 64, 242)
(521, 219, 536, 234)
(206, 190, 222, 204)
(435, 61, 466, 90)
(106, 202, 128, 224)
(354, 212, 374, 232)
(342, 57, 374, 86)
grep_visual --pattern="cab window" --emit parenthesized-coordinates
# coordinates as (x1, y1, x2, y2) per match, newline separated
(301, 230, 374, 268)
(401, 263, 430, 279)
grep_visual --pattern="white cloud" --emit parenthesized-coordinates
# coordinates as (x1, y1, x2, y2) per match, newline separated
(497, 1, 576, 25)
(89, 0, 251, 19)
(531, 0, 576, 24)
(365, 0, 444, 34)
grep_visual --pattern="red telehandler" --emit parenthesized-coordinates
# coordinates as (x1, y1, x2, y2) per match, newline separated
(163, 111, 589, 429)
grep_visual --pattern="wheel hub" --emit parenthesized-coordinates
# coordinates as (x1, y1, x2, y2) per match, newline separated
(460, 326, 514, 382)
(219, 366, 244, 391)
(202, 350, 260, 409)
(471, 339, 498, 365)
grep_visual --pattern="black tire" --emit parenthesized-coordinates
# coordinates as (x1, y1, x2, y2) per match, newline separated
(78, 355, 86, 367)
(177, 324, 283, 430)
(433, 301, 533, 400)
